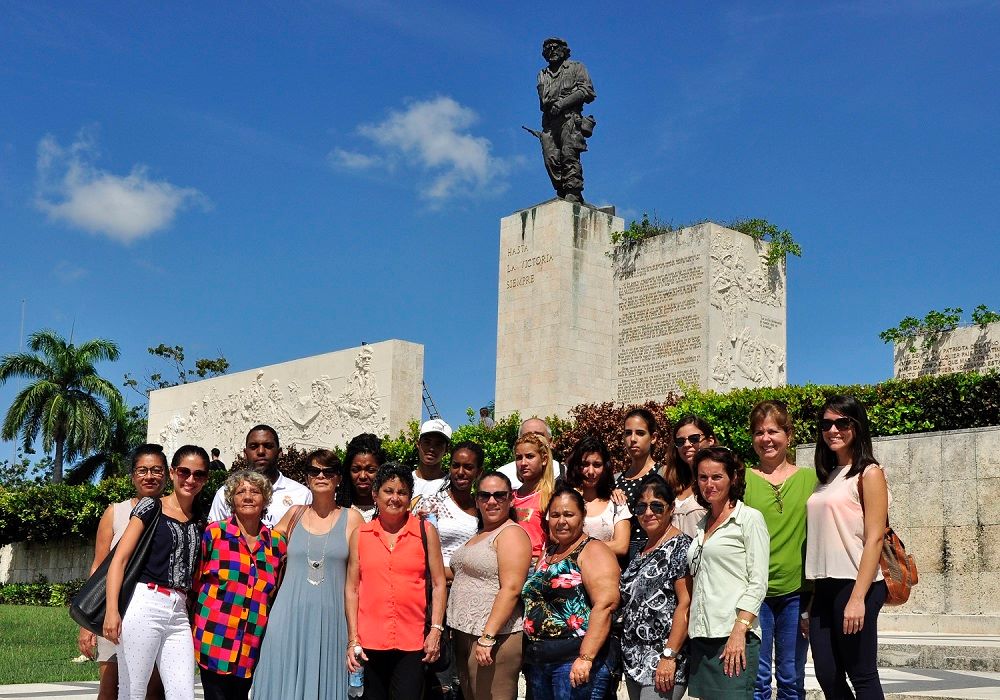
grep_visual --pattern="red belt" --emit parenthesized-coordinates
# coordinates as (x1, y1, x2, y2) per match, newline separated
(146, 582, 180, 596)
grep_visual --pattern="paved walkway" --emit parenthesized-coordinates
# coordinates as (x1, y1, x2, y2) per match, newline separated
(1, 665, 999, 700)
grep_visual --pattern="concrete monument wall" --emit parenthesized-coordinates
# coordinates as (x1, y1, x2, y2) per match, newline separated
(894, 321, 1000, 379)
(495, 200, 787, 420)
(797, 424, 1000, 634)
(615, 222, 786, 403)
(148, 340, 423, 460)
(0, 537, 92, 584)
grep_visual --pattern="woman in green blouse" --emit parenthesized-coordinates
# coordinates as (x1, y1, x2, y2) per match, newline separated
(744, 400, 818, 700)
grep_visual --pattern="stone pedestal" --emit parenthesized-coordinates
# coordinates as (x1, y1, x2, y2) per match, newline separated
(495, 200, 787, 420)
(147, 339, 423, 458)
(495, 199, 622, 419)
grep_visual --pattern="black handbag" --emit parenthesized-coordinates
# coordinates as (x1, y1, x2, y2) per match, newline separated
(70, 499, 162, 635)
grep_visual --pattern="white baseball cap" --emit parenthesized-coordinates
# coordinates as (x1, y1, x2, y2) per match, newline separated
(419, 418, 453, 440)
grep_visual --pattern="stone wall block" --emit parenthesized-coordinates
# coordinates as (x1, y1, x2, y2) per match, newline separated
(977, 478, 1000, 525)
(903, 480, 944, 527)
(906, 526, 944, 575)
(982, 525, 1000, 572)
(944, 572, 983, 615)
(942, 525, 981, 574)
(941, 430, 977, 481)
(875, 438, 912, 483)
(907, 434, 942, 483)
(905, 571, 944, 614)
(976, 430, 1000, 479)
(940, 479, 979, 527)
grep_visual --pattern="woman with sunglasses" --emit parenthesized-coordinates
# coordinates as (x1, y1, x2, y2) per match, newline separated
(686, 447, 769, 700)
(103, 445, 210, 700)
(669, 416, 713, 537)
(805, 396, 889, 699)
(340, 433, 386, 522)
(743, 401, 817, 700)
(252, 450, 363, 699)
(619, 474, 692, 700)
(346, 463, 448, 700)
(447, 472, 531, 699)
(565, 435, 631, 557)
(78, 444, 167, 700)
(193, 469, 285, 700)
(615, 408, 663, 562)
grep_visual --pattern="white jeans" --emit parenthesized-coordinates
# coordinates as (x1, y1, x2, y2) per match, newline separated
(117, 583, 194, 700)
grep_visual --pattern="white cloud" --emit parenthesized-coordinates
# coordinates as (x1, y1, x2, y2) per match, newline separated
(35, 129, 206, 243)
(52, 260, 88, 282)
(332, 96, 515, 203)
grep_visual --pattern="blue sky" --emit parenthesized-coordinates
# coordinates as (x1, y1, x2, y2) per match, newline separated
(1, 1, 999, 455)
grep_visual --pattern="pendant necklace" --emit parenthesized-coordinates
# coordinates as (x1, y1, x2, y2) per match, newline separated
(305, 509, 335, 586)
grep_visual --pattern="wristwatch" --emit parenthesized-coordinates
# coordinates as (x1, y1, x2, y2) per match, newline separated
(660, 646, 676, 660)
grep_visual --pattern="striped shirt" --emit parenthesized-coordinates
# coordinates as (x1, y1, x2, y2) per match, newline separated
(192, 517, 286, 678)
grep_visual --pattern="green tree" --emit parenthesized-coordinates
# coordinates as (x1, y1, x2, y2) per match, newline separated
(124, 343, 229, 397)
(65, 400, 148, 484)
(0, 330, 121, 483)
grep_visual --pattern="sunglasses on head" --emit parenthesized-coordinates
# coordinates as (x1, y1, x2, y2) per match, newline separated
(306, 467, 339, 479)
(475, 490, 510, 502)
(633, 501, 668, 515)
(674, 434, 705, 447)
(820, 417, 854, 432)
(174, 466, 208, 483)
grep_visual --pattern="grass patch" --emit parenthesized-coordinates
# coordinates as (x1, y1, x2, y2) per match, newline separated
(0, 604, 99, 684)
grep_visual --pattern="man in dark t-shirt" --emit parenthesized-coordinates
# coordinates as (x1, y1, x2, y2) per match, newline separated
(208, 448, 226, 472)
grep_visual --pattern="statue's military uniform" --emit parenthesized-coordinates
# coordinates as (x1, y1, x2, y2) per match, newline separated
(537, 58, 596, 201)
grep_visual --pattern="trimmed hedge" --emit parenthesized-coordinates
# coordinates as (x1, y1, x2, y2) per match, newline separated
(0, 578, 85, 606)
(2, 372, 997, 545)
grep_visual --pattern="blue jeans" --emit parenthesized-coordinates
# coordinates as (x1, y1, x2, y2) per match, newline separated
(755, 593, 808, 700)
(526, 658, 612, 700)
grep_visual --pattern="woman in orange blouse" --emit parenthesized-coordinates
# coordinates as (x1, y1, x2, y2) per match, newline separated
(346, 462, 448, 700)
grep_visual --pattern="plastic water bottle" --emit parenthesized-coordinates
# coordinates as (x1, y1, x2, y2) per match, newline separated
(348, 645, 364, 697)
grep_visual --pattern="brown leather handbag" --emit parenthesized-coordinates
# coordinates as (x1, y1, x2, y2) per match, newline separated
(858, 470, 919, 605)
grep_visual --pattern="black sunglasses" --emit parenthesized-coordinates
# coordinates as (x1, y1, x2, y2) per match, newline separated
(820, 417, 854, 432)
(475, 490, 510, 502)
(174, 466, 209, 483)
(633, 501, 668, 515)
(674, 434, 705, 447)
(306, 467, 339, 479)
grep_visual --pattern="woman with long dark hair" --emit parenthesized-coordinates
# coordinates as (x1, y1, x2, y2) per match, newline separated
(340, 433, 386, 522)
(668, 416, 712, 538)
(103, 445, 209, 700)
(615, 408, 663, 561)
(806, 395, 889, 699)
(565, 435, 631, 557)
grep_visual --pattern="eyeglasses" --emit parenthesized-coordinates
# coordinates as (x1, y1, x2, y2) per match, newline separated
(633, 501, 668, 515)
(133, 466, 165, 477)
(689, 543, 704, 576)
(174, 466, 209, 483)
(820, 417, 854, 432)
(306, 467, 339, 479)
(476, 490, 510, 502)
(674, 434, 705, 447)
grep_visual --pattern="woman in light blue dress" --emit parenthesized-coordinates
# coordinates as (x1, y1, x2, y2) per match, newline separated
(252, 449, 363, 700)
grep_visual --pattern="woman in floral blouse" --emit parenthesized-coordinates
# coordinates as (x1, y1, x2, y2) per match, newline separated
(619, 474, 692, 700)
(193, 470, 286, 700)
(521, 485, 620, 700)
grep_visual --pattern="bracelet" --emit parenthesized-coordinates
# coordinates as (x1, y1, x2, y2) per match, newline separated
(476, 637, 497, 648)
(430, 624, 446, 632)
(736, 617, 751, 628)
(482, 632, 497, 641)
(578, 653, 594, 662)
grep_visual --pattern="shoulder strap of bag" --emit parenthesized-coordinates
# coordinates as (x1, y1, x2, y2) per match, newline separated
(419, 516, 432, 629)
(285, 505, 307, 540)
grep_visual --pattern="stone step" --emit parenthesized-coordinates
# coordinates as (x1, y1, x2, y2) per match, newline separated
(878, 634, 1000, 672)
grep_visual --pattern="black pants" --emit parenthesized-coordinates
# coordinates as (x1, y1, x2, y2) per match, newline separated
(810, 578, 887, 699)
(198, 668, 252, 700)
(364, 649, 425, 700)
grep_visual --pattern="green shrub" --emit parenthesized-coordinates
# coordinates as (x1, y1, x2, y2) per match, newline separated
(0, 578, 85, 606)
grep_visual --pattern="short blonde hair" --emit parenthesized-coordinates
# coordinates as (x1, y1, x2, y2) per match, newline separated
(223, 469, 273, 512)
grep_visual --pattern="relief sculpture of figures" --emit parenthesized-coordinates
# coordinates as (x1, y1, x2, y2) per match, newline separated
(525, 37, 596, 203)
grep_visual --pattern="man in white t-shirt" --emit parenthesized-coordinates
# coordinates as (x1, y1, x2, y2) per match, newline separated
(497, 417, 562, 488)
(208, 424, 311, 528)
(410, 418, 452, 509)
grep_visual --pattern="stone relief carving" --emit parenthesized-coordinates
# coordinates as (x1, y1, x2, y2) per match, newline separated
(157, 347, 389, 457)
(709, 237, 785, 388)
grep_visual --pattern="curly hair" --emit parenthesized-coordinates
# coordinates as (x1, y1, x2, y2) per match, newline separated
(223, 469, 273, 512)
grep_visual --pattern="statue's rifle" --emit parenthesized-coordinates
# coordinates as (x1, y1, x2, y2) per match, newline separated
(521, 125, 543, 138)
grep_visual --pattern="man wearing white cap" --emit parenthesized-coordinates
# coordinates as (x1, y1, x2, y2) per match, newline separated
(411, 417, 452, 510)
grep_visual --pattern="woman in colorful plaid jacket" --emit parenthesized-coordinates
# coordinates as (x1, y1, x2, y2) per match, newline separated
(192, 470, 287, 700)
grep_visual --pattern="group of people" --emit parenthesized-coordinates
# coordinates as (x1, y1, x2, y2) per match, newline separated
(77, 393, 891, 700)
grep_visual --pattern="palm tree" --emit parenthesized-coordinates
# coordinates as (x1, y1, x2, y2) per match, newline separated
(66, 400, 148, 484)
(0, 329, 121, 483)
